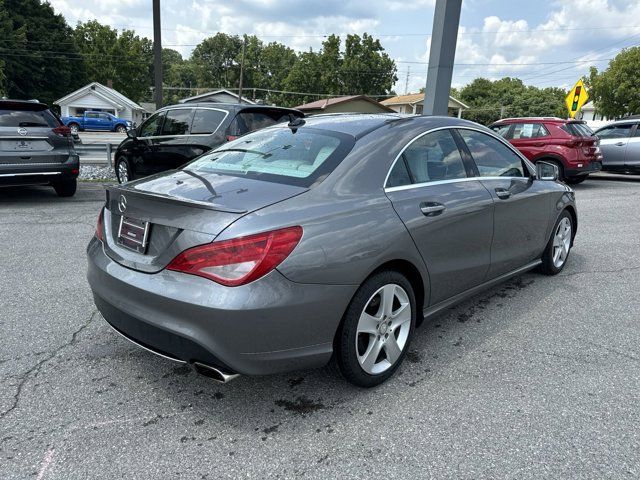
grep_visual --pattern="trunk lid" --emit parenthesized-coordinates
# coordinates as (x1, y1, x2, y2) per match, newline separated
(103, 169, 307, 273)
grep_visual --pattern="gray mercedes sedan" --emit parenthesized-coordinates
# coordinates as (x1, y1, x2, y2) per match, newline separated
(87, 114, 577, 387)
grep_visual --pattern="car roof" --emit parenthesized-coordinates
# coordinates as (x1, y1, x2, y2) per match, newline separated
(281, 113, 483, 139)
(492, 117, 571, 125)
(596, 119, 639, 128)
(0, 99, 50, 111)
(158, 102, 303, 114)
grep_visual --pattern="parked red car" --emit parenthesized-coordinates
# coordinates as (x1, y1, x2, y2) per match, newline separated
(489, 117, 602, 184)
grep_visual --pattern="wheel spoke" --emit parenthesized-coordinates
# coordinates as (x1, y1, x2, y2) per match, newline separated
(390, 303, 411, 329)
(357, 312, 380, 335)
(384, 336, 402, 364)
(360, 339, 383, 372)
(381, 284, 396, 318)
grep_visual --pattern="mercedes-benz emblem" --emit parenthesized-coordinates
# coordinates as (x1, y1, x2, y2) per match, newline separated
(17, 127, 27, 136)
(118, 194, 127, 213)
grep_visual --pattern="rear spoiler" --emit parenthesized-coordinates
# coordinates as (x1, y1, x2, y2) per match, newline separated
(0, 100, 49, 111)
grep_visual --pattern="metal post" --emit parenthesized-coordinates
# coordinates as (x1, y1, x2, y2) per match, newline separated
(106, 143, 112, 167)
(238, 36, 247, 104)
(152, 0, 163, 110)
(423, 0, 462, 116)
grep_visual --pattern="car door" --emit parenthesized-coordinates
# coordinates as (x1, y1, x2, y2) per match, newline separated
(97, 113, 111, 131)
(384, 128, 494, 305)
(456, 128, 550, 279)
(509, 122, 550, 161)
(151, 107, 195, 172)
(597, 123, 634, 169)
(624, 123, 640, 170)
(84, 112, 101, 130)
(129, 111, 165, 176)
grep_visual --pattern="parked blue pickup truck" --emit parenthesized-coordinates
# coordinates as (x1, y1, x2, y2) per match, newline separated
(61, 111, 132, 133)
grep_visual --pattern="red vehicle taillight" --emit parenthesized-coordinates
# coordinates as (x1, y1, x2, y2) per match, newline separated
(52, 125, 71, 137)
(167, 226, 303, 286)
(95, 209, 104, 242)
(226, 135, 239, 142)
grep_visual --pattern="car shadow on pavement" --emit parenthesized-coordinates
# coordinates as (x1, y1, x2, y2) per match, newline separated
(93, 270, 543, 441)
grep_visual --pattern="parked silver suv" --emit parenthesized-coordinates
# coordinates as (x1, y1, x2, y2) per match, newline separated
(0, 100, 79, 196)
(595, 119, 640, 174)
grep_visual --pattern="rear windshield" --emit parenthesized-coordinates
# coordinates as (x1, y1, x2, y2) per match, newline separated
(563, 122, 594, 137)
(0, 108, 60, 128)
(186, 126, 355, 187)
(228, 110, 298, 136)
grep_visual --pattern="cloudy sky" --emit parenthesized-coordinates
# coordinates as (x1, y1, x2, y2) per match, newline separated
(49, 0, 640, 93)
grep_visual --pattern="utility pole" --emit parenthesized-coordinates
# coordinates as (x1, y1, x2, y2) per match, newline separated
(500, 105, 506, 119)
(238, 36, 247, 104)
(152, 0, 163, 110)
(423, 0, 462, 116)
(404, 66, 411, 95)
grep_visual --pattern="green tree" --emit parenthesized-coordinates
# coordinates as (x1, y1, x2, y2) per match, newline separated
(74, 20, 152, 102)
(191, 33, 243, 88)
(459, 77, 565, 125)
(340, 33, 397, 97)
(1, 0, 86, 106)
(587, 47, 640, 118)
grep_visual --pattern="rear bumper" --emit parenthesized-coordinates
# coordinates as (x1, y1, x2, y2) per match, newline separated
(0, 154, 79, 186)
(86, 237, 356, 375)
(565, 160, 602, 177)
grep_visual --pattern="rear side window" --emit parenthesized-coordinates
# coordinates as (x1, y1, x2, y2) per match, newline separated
(596, 124, 634, 139)
(571, 122, 594, 137)
(160, 109, 193, 136)
(187, 127, 354, 187)
(0, 108, 59, 128)
(229, 111, 291, 136)
(458, 129, 526, 178)
(511, 123, 549, 139)
(191, 109, 227, 134)
(392, 129, 467, 186)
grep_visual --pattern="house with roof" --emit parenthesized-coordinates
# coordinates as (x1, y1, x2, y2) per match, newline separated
(180, 89, 255, 105)
(54, 82, 146, 125)
(294, 95, 394, 115)
(381, 93, 469, 118)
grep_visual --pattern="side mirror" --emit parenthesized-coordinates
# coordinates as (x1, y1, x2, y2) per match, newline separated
(536, 161, 558, 181)
(126, 128, 138, 139)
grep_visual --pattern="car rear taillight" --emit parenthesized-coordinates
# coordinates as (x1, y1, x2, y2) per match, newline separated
(52, 125, 71, 137)
(95, 209, 104, 242)
(167, 226, 303, 286)
(226, 135, 239, 142)
(565, 139, 582, 148)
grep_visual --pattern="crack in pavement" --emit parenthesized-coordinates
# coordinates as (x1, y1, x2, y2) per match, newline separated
(0, 309, 99, 420)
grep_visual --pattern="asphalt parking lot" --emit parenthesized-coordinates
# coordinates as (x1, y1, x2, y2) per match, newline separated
(1, 175, 639, 479)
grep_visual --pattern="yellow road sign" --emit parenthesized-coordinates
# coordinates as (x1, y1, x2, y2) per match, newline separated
(565, 79, 589, 118)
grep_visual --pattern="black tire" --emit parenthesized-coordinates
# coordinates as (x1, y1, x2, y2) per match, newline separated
(565, 175, 587, 184)
(52, 179, 77, 197)
(115, 124, 127, 133)
(116, 157, 133, 183)
(335, 270, 417, 387)
(538, 210, 573, 275)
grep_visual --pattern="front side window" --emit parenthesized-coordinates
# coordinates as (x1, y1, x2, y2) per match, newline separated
(511, 123, 549, 139)
(160, 109, 193, 136)
(458, 129, 526, 178)
(139, 112, 164, 137)
(86, 112, 99, 119)
(491, 124, 512, 138)
(596, 124, 633, 139)
(187, 127, 354, 187)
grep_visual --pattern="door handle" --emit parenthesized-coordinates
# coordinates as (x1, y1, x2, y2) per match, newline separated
(419, 202, 445, 216)
(615, 142, 626, 146)
(495, 188, 511, 199)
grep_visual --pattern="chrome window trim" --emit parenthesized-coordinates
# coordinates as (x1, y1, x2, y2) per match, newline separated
(383, 125, 536, 191)
(137, 107, 229, 140)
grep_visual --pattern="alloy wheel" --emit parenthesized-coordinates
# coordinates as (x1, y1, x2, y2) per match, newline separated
(552, 217, 572, 268)
(355, 283, 411, 375)
(117, 161, 129, 183)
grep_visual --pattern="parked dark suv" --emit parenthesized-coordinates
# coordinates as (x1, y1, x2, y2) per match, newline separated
(0, 100, 79, 196)
(114, 103, 304, 183)
(489, 117, 602, 184)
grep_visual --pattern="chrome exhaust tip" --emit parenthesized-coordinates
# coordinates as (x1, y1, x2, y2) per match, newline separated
(192, 362, 240, 383)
